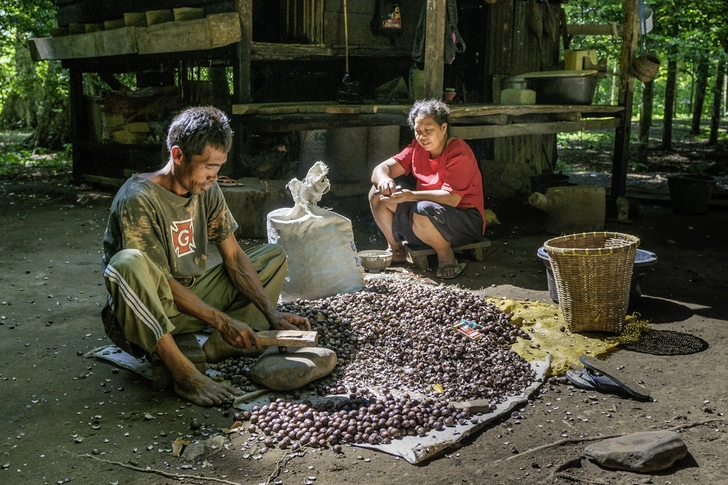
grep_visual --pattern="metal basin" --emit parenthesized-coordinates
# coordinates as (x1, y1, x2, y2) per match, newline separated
(529, 75, 598, 105)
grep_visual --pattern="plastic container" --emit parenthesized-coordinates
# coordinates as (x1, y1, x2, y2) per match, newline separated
(409, 66, 425, 100)
(537, 247, 657, 309)
(667, 175, 716, 215)
(501, 88, 536, 105)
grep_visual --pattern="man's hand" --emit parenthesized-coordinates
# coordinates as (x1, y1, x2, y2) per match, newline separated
(218, 317, 262, 349)
(270, 312, 311, 332)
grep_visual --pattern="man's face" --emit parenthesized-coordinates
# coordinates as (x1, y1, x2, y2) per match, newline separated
(172, 145, 227, 196)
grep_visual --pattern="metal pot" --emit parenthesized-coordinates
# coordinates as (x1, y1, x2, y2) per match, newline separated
(529, 74, 598, 105)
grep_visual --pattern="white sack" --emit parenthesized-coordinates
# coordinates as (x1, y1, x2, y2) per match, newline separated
(267, 161, 364, 301)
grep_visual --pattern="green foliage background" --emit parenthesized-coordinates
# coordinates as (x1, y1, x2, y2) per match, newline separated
(0, 0, 68, 148)
(565, 0, 728, 119)
(0, 0, 726, 155)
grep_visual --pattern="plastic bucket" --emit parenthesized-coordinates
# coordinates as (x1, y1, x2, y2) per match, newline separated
(537, 247, 657, 310)
(667, 175, 716, 215)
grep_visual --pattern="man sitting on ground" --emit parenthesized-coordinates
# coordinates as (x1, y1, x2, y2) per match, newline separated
(101, 106, 310, 407)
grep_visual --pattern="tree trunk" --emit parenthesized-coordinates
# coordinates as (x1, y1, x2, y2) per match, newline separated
(638, 80, 654, 166)
(662, 45, 678, 151)
(709, 61, 725, 145)
(691, 55, 710, 135)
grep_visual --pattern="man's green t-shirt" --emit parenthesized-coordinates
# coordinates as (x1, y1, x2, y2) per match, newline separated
(102, 175, 238, 286)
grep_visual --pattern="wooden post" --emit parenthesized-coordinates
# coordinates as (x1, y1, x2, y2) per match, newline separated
(233, 0, 252, 177)
(610, 0, 639, 198)
(423, 0, 446, 99)
(69, 68, 84, 182)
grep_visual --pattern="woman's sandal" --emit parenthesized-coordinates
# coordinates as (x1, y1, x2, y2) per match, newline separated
(436, 262, 467, 279)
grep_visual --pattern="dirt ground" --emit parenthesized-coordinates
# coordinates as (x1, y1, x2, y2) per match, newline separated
(2, 159, 728, 484)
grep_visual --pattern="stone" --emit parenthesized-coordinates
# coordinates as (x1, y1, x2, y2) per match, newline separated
(181, 435, 226, 462)
(250, 347, 337, 391)
(221, 179, 290, 238)
(584, 431, 687, 472)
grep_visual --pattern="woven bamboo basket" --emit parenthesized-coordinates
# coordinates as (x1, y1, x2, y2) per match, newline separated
(631, 52, 661, 83)
(543, 232, 640, 333)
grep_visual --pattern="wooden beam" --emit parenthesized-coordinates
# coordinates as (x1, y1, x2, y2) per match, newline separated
(567, 24, 623, 37)
(249, 42, 410, 61)
(611, 0, 639, 198)
(69, 69, 84, 182)
(30, 13, 241, 60)
(238, 114, 410, 132)
(451, 118, 621, 139)
(233, 0, 252, 178)
(423, 0, 446, 98)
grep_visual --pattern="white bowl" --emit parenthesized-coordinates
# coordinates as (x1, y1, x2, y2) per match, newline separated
(358, 250, 393, 272)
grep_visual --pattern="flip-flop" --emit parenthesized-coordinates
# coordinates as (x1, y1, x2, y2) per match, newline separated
(436, 261, 467, 279)
(566, 368, 623, 393)
(580, 355, 652, 401)
(217, 176, 240, 186)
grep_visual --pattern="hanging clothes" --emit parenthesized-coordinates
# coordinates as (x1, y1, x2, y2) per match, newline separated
(412, 0, 466, 65)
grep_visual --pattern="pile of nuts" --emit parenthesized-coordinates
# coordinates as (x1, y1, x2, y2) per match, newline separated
(221, 280, 536, 450)
(279, 280, 534, 403)
(240, 388, 472, 450)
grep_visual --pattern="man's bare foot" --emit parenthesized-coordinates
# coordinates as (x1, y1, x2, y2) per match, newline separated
(173, 369, 242, 407)
(202, 330, 263, 364)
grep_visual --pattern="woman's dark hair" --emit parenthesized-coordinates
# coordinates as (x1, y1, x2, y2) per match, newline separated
(407, 98, 451, 130)
(166, 106, 233, 157)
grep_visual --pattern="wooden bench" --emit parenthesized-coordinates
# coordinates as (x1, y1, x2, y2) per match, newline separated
(403, 239, 492, 270)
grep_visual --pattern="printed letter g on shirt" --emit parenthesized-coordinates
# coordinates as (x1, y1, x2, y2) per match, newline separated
(171, 219, 196, 257)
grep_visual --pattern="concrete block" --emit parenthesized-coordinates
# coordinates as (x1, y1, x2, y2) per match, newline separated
(222, 178, 291, 239)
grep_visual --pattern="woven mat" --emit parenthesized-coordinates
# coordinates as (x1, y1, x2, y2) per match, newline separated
(622, 329, 709, 355)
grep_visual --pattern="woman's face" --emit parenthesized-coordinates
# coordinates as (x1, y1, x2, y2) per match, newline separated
(413, 114, 448, 157)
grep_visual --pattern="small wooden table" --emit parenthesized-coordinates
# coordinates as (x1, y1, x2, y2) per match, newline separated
(403, 240, 492, 270)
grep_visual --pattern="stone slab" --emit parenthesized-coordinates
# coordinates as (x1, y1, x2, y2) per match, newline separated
(584, 431, 688, 472)
(221, 178, 291, 239)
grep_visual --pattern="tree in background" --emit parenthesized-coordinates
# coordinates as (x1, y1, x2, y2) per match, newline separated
(0, 0, 68, 149)
(565, 0, 727, 155)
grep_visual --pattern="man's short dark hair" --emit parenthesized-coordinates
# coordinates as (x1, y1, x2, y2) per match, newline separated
(407, 98, 451, 130)
(166, 106, 233, 158)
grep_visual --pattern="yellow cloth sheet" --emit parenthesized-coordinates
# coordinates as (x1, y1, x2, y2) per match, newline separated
(489, 298, 648, 376)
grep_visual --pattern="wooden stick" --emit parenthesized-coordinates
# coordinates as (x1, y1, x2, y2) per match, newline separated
(76, 453, 242, 485)
(266, 449, 307, 485)
(507, 417, 725, 461)
(257, 330, 318, 347)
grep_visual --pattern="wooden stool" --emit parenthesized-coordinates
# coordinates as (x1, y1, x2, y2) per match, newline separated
(151, 333, 207, 391)
(403, 240, 491, 270)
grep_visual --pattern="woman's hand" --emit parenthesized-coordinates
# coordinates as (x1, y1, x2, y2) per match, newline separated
(375, 179, 398, 197)
(379, 188, 412, 203)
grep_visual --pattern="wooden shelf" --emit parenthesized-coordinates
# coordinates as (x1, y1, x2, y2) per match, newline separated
(231, 102, 624, 137)
(30, 12, 240, 61)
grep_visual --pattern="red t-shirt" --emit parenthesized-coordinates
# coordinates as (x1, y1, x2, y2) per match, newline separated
(393, 138, 485, 233)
